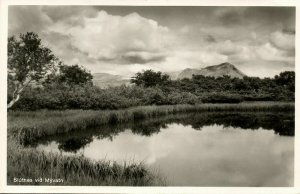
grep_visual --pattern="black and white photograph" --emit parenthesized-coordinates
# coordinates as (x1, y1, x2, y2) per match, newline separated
(1, 1, 297, 191)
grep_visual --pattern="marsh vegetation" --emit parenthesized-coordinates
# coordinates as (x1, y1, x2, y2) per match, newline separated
(8, 102, 294, 186)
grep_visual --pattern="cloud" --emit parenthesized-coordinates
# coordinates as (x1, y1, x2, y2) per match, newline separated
(270, 30, 295, 51)
(255, 42, 289, 61)
(214, 40, 242, 55)
(42, 31, 94, 65)
(48, 11, 169, 65)
(227, 41, 294, 63)
(163, 49, 228, 71)
(8, 6, 53, 36)
(41, 6, 98, 22)
(215, 8, 246, 27)
(8, 6, 295, 78)
(121, 51, 166, 64)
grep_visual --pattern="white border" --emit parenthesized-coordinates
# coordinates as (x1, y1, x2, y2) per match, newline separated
(0, 0, 299, 193)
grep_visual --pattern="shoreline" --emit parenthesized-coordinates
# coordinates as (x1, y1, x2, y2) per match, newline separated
(7, 102, 294, 186)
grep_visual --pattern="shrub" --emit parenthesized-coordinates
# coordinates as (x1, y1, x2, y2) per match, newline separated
(143, 87, 166, 105)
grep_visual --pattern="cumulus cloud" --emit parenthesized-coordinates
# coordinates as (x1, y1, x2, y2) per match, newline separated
(255, 43, 288, 61)
(227, 41, 294, 64)
(214, 40, 242, 55)
(48, 11, 169, 65)
(270, 30, 295, 51)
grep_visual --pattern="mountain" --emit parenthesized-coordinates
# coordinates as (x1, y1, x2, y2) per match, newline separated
(92, 73, 131, 88)
(178, 62, 246, 79)
(177, 68, 202, 79)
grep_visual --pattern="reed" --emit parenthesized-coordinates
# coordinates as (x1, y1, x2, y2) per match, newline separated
(7, 137, 165, 186)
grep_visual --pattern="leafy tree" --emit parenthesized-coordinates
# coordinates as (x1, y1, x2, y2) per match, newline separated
(7, 32, 57, 109)
(131, 69, 170, 87)
(274, 71, 295, 92)
(275, 71, 295, 85)
(45, 64, 93, 85)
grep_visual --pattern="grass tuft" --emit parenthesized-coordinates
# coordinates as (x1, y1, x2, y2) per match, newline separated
(7, 137, 165, 186)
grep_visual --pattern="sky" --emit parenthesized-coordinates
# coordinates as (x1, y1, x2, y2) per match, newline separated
(8, 6, 295, 78)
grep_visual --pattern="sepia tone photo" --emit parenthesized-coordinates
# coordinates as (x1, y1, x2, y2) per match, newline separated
(7, 5, 295, 187)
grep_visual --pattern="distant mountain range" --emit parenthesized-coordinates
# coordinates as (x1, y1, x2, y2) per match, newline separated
(92, 62, 246, 88)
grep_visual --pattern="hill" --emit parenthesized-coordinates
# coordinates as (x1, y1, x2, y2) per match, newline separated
(178, 62, 246, 79)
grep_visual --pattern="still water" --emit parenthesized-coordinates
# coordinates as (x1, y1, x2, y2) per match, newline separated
(34, 112, 294, 186)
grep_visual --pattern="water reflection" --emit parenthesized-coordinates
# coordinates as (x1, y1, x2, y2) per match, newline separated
(34, 112, 294, 153)
(58, 137, 93, 153)
(33, 112, 294, 186)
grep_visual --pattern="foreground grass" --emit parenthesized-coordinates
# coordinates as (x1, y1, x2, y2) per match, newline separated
(7, 102, 294, 185)
(7, 136, 165, 186)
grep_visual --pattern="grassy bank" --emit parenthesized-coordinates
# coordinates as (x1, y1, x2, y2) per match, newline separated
(8, 102, 294, 145)
(8, 137, 164, 186)
(7, 102, 294, 185)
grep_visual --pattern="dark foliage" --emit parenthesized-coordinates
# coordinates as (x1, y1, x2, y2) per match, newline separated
(44, 64, 93, 85)
(131, 69, 170, 87)
(10, 69, 295, 110)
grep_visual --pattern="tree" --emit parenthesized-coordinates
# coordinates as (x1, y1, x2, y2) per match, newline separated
(274, 71, 295, 91)
(7, 32, 57, 109)
(131, 69, 170, 87)
(45, 64, 93, 85)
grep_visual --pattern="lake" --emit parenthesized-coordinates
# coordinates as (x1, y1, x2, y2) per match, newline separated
(33, 112, 294, 186)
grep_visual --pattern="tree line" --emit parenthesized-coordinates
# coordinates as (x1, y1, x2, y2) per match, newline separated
(132, 69, 294, 102)
(8, 32, 295, 110)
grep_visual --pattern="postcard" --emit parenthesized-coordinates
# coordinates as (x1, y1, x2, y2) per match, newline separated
(0, 0, 299, 193)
